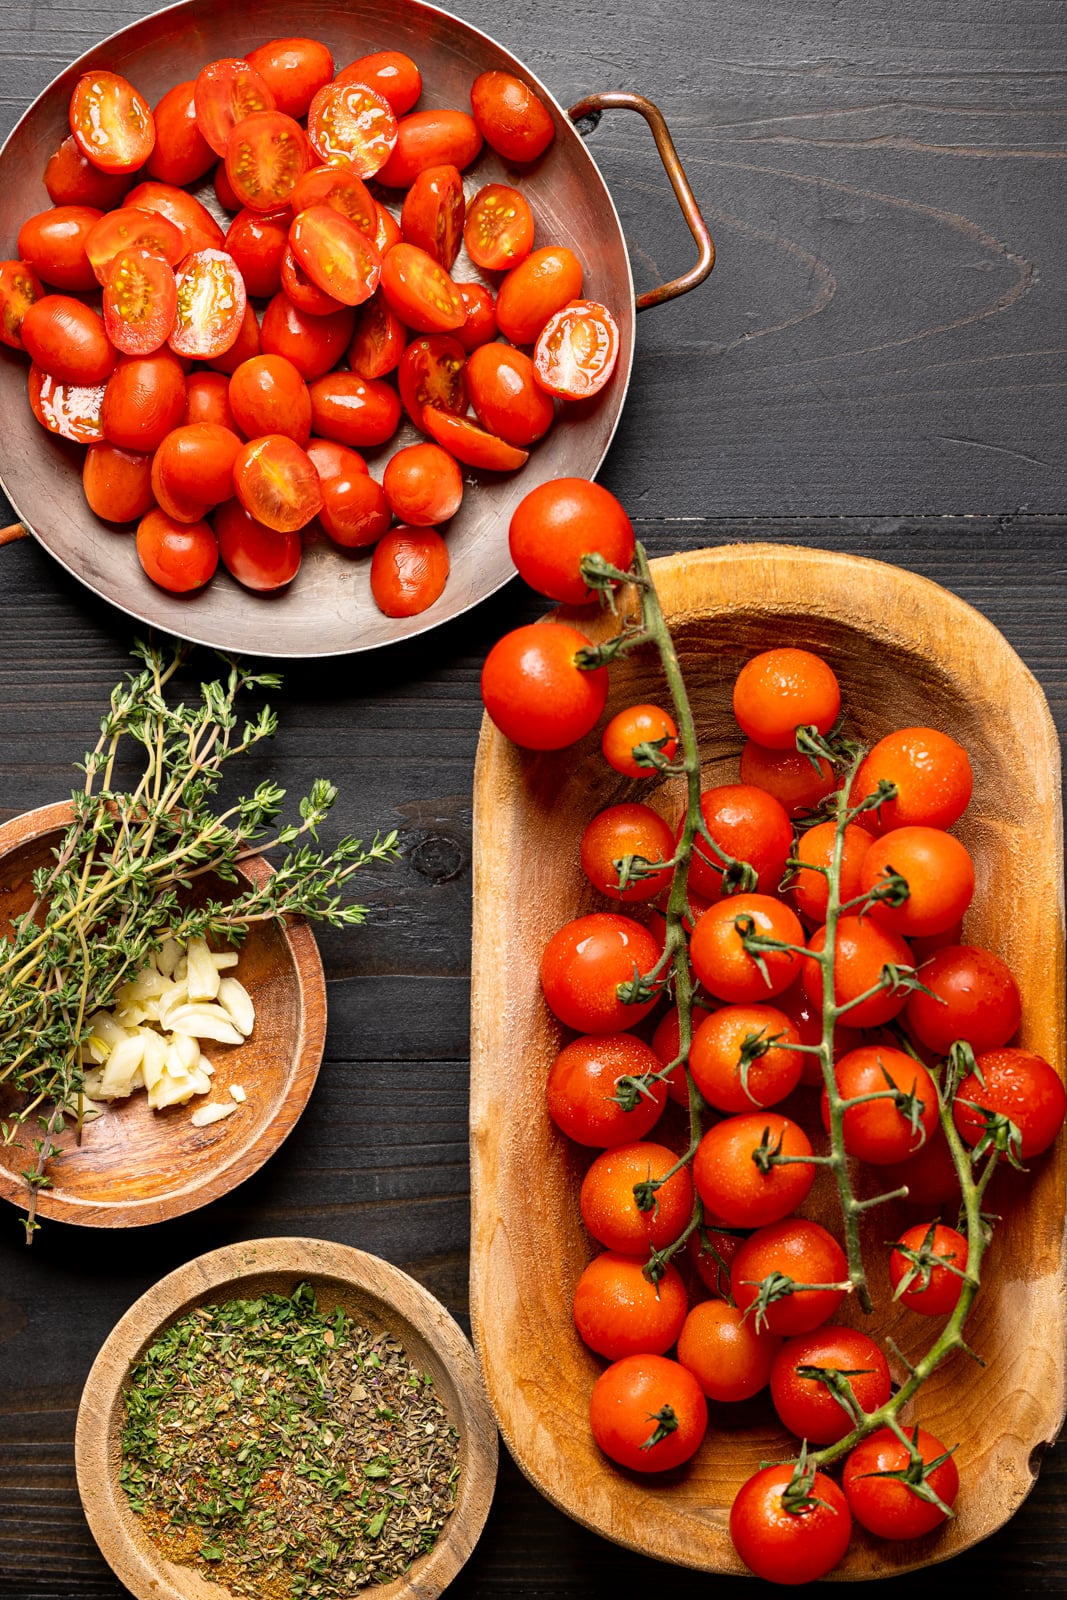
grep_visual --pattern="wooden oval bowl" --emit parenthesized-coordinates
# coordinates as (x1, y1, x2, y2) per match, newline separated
(469, 543, 1066, 1577)
(76, 1237, 497, 1600)
(0, 801, 326, 1227)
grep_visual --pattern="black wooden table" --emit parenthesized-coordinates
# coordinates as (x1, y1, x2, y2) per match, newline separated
(1, 1, 1064, 1594)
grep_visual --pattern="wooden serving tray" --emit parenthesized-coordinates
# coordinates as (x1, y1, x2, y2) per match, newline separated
(469, 544, 1066, 1578)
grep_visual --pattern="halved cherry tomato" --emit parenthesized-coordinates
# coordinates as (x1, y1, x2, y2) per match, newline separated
(28, 364, 106, 442)
(383, 442, 463, 525)
(102, 350, 187, 449)
(348, 294, 407, 380)
(17, 206, 101, 292)
(464, 183, 535, 271)
(260, 292, 354, 379)
(20, 296, 114, 384)
(454, 282, 498, 352)
(422, 407, 529, 471)
(153, 424, 243, 519)
(82, 441, 154, 521)
(233, 434, 322, 531)
(466, 342, 554, 447)
(224, 208, 290, 298)
(289, 163, 377, 236)
(184, 370, 238, 431)
(244, 38, 335, 121)
(376, 109, 482, 188)
(307, 371, 402, 447)
(0, 261, 45, 351)
(306, 82, 398, 175)
(306, 438, 391, 549)
(45, 136, 133, 210)
(400, 165, 465, 269)
(125, 181, 225, 256)
(335, 50, 422, 114)
(470, 70, 555, 164)
(370, 525, 450, 617)
(280, 244, 347, 316)
(169, 249, 247, 359)
(102, 250, 177, 355)
(379, 243, 464, 333)
(534, 300, 620, 399)
(228, 353, 311, 443)
(214, 497, 302, 590)
(146, 82, 215, 186)
(70, 72, 155, 173)
(397, 334, 467, 428)
(206, 301, 261, 376)
(495, 244, 582, 346)
(225, 110, 310, 213)
(289, 206, 382, 307)
(194, 59, 275, 157)
(86, 206, 184, 286)
(136, 507, 217, 591)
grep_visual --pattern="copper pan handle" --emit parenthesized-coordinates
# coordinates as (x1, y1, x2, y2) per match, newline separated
(567, 91, 714, 311)
(0, 522, 27, 547)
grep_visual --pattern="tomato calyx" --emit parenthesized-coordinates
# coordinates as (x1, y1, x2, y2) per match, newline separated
(780, 1445, 837, 1517)
(889, 1220, 971, 1303)
(850, 1424, 959, 1516)
(742, 1270, 850, 1335)
(639, 1405, 679, 1452)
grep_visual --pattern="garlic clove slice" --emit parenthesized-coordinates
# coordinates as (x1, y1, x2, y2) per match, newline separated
(217, 977, 255, 1038)
(167, 1004, 245, 1046)
(186, 938, 221, 1003)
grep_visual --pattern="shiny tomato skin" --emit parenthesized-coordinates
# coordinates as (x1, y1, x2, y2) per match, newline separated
(225, 110, 310, 213)
(27, 364, 106, 442)
(290, 163, 377, 236)
(422, 407, 528, 471)
(802, 916, 915, 1029)
(534, 299, 620, 400)
(690, 894, 804, 1005)
(45, 135, 133, 209)
(496, 245, 583, 346)
(730, 1464, 852, 1585)
(481, 622, 609, 751)
(739, 740, 838, 819)
(374, 203, 403, 255)
(400, 164, 466, 270)
(85, 206, 184, 286)
(194, 59, 275, 157)
(82, 442, 154, 521)
(589, 1354, 706, 1473)
(771, 1327, 892, 1445)
(382, 442, 463, 526)
(889, 1221, 969, 1315)
(693, 1111, 814, 1228)
(289, 206, 382, 307)
(369, 526, 450, 618)
(689, 1003, 804, 1114)
(335, 50, 422, 115)
(463, 182, 535, 272)
(954, 1047, 1066, 1159)
(730, 1219, 848, 1337)
(233, 434, 322, 532)
(376, 109, 482, 189)
(260, 293, 355, 380)
(124, 181, 225, 255)
(303, 436, 367, 481)
(545, 1033, 667, 1147)
(843, 1427, 959, 1539)
(102, 350, 187, 450)
(860, 826, 975, 939)
(306, 81, 398, 175)
(228, 353, 311, 444)
(206, 301, 261, 376)
(734, 648, 842, 750)
(470, 70, 555, 163)
(224, 208, 290, 299)
(677, 1299, 780, 1403)
(169, 249, 247, 360)
(579, 803, 675, 903)
(307, 371, 401, 448)
(184, 370, 238, 431)
(20, 296, 116, 385)
(398, 334, 467, 427)
(580, 1140, 694, 1255)
(905, 944, 1021, 1057)
(70, 71, 155, 173)
(851, 726, 974, 834)
(214, 497, 302, 590)
(466, 342, 554, 448)
(540, 912, 660, 1033)
(244, 38, 334, 120)
(348, 294, 407, 380)
(214, 161, 242, 214)
(687, 783, 794, 904)
(136, 507, 217, 591)
(651, 1001, 715, 1106)
(147, 81, 215, 186)
(103, 249, 178, 356)
(791, 820, 871, 925)
(17, 206, 101, 292)
(573, 1253, 688, 1362)
(280, 244, 346, 316)
(455, 281, 498, 352)
(153, 423, 243, 512)
(379, 244, 464, 334)
(308, 442, 390, 549)
(602, 704, 678, 779)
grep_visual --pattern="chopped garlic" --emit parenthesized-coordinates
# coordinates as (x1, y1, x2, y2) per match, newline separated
(190, 1101, 238, 1127)
(229, 1084, 246, 1103)
(218, 977, 255, 1037)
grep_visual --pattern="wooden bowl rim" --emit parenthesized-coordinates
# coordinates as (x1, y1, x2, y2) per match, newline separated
(75, 1237, 498, 1600)
(0, 799, 326, 1226)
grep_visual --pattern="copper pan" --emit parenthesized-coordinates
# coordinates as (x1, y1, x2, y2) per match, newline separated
(0, 0, 713, 657)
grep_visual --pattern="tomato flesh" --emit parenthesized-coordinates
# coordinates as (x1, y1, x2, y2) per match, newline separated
(398, 334, 467, 428)
(534, 299, 620, 399)
(464, 183, 535, 271)
(306, 82, 398, 175)
(103, 250, 178, 355)
(194, 59, 276, 157)
(290, 163, 377, 236)
(422, 408, 529, 472)
(28, 363, 106, 442)
(334, 50, 422, 115)
(86, 206, 184, 286)
(169, 249, 247, 359)
(70, 71, 155, 173)
(289, 206, 382, 307)
(233, 434, 323, 531)
(225, 110, 310, 213)
(401, 165, 465, 269)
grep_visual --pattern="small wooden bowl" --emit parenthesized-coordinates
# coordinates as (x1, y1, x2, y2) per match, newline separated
(0, 801, 326, 1227)
(470, 543, 1066, 1577)
(76, 1237, 498, 1600)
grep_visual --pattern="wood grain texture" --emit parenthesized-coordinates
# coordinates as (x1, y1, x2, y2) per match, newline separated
(75, 1238, 497, 1600)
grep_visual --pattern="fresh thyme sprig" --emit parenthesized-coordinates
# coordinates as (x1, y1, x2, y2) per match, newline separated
(0, 641, 399, 1240)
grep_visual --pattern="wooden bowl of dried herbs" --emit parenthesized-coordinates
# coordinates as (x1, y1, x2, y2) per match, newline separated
(75, 1237, 498, 1600)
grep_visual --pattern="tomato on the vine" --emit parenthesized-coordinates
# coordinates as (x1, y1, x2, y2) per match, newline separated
(689, 1003, 803, 1113)
(677, 1299, 780, 1403)
(770, 1326, 891, 1445)
(730, 1218, 848, 1337)
(481, 623, 609, 751)
(739, 740, 838, 819)
(692, 1111, 815, 1228)
(687, 783, 793, 903)
(733, 648, 841, 750)
(589, 1354, 706, 1473)
(953, 1048, 1066, 1160)
(730, 1463, 852, 1585)
(690, 894, 804, 1005)
(539, 911, 661, 1033)
(650, 1001, 715, 1106)
(851, 726, 973, 833)
(889, 1221, 969, 1315)
(905, 944, 1021, 1056)
(823, 1045, 940, 1165)
(508, 477, 634, 605)
(843, 1427, 959, 1539)
(572, 1251, 687, 1360)
(580, 1141, 694, 1255)
(602, 704, 678, 779)
(545, 1033, 667, 1147)
(859, 826, 975, 938)
(579, 803, 675, 903)
(790, 820, 870, 925)
(801, 915, 914, 1028)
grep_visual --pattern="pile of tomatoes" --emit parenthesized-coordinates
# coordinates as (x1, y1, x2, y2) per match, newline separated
(479, 484, 1066, 1583)
(1, 39, 620, 611)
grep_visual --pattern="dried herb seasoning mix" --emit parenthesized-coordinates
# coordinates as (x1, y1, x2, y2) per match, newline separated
(120, 1282, 460, 1597)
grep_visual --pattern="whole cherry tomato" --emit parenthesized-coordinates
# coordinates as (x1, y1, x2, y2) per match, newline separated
(843, 1427, 959, 1539)
(651, 1001, 716, 1106)
(136, 507, 217, 592)
(859, 825, 975, 938)
(579, 803, 675, 904)
(851, 726, 973, 833)
(228, 354, 311, 444)
(602, 704, 679, 778)
(589, 1354, 706, 1473)
(495, 245, 583, 346)
(382, 443, 463, 526)
(224, 208, 290, 299)
(739, 740, 838, 818)
(481, 622, 609, 751)
(260, 292, 355, 380)
(233, 434, 322, 532)
(733, 648, 841, 750)
(580, 1140, 694, 1254)
(690, 894, 804, 1005)
(152, 423, 243, 520)
(45, 135, 133, 209)
(730, 1463, 852, 1585)
(823, 1045, 940, 1165)
(533, 299, 620, 400)
(184, 371, 238, 431)
(470, 70, 555, 163)
(790, 820, 871, 925)
(306, 438, 390, 550)
(20, 296, 116, 385)
(375, 109, 482, 188)
(370, 526, 450, 618)
(539, 912, 661, 1033)
(545, 1033, 667, 1147)
(879, 1123, 962, 1208)
(953, 1047, 1066, 1159)
(454, 281, 498, 352)
(508, 477, 634, 605)
(102, 350, 187, 450)
(244, 38, 335, 120)
(146, 81, 216, 186)
(401, 165, 465, 269)
(17, 206, 101, 292)
(689, 1003, 803, 1113)
(334, 50, 422, 115)
(801, 916, 914, 1028)
(70, 71, 155, 173)
(466, 342, 555, 448)
(771, 1326, 891, 1444)
(687, 783, 793, 903)
(572, 1251, 687, 1360)
(677, 1299, 780, 1403)
(308, 371, 402, 448)
(889, 1221, 969, 1315)
(214, 498, 302, 591)
(686, 1226, 742, 1297)
(730, 1219, 848, 1338)
(82, 442, 153, 522)
(905, 943, 1021, 1057)
(692, 1111, 814, 1228)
